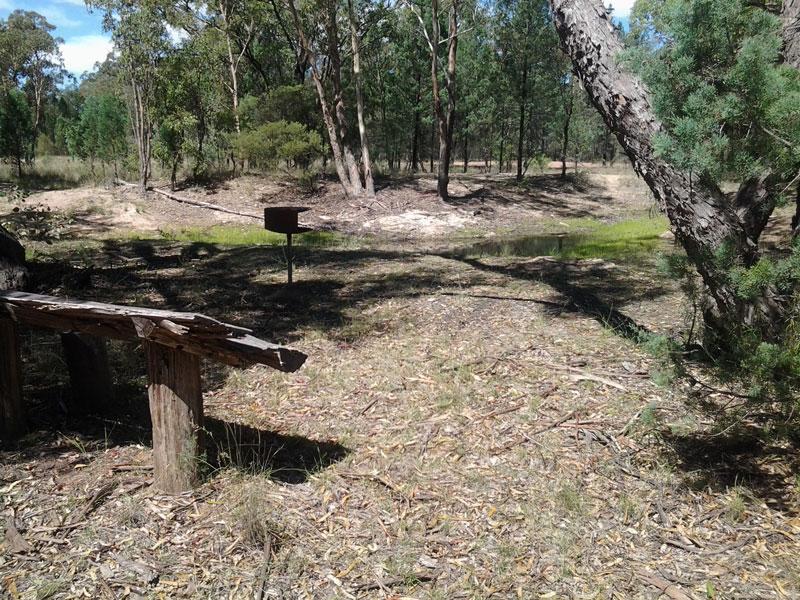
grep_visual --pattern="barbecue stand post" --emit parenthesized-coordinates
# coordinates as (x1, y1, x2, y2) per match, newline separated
(287, 232, 293, 284)
(263, 207, 312, 285)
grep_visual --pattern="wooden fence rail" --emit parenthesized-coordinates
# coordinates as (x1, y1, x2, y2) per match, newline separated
(0, 291, 307, 493)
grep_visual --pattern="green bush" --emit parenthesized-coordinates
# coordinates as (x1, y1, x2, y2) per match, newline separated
(236, 120, 322, 172)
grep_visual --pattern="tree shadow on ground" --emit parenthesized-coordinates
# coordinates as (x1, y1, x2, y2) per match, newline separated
(2, 173, 87, 192)
(3, 373, 348, 485)
(443, 254, 660, 342)
(662, 427, 800, 514)
(30, 239, 441, 344)
(440, 172, 615, 216)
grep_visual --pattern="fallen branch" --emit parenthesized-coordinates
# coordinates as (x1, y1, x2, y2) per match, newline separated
(115, 180, 262, 221)
(255, 535, 273, 600)
(352, 571, 438, 592)
(637, 571, 694, 600)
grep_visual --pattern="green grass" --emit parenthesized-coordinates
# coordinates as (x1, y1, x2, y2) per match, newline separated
(561, 217, 670, 260)
(122, 225, 358, 248)
(461, 216, 670, 261)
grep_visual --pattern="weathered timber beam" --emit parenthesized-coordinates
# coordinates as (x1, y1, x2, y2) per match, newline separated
(0, 291, 251, 337)
(131, 317, 306, 371)
(0, 291, 307, 372)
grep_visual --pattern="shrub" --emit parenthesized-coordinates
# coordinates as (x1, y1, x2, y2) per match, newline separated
(236, 120, 322, 172)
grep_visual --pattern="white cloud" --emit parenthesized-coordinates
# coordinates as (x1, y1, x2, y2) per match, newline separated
(38, 5, 82, 28)
(0, 0, 14, 10)
(607, 0, 636, 17)
(60, 34, 112, 75)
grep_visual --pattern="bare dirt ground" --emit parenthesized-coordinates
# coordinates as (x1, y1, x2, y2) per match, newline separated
(2, 168, 799, 599)
(19, 166, 656, 238)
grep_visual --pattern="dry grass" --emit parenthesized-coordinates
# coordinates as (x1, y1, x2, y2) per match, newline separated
(2, 172, 799, 599)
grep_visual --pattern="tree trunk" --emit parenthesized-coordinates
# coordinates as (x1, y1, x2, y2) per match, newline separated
(429, 0, 459, 201)
(325, 0, 363, 198)
(348, 0, 375, 197)
(429, 122, 435, 173)
(560, 83, 573, 179)
(288, 0, 356, 197)
(462, 116, 469, 173)
(516, 54, 529, 182)
(782, 0, 800, 69)
(130, 79, 151, 197)
(548, 0, 783, 341)
(498, 118, 505, 173)
(411, 72, 422, 172)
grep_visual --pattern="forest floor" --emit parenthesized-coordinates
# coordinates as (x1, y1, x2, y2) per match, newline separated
(2, 166, 799, 599)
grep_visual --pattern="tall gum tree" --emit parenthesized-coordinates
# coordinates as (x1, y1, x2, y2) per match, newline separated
(403, 0, 460, 201)
(287, 0, 373, 199)
(546, 0, 798, 344)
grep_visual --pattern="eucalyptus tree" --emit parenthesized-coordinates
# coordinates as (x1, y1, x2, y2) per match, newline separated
(401, 0, 462, 200)
(0, 90, 34, 177)
(0, 11, 66, 156)
(549, 0, 800, 407)
(90, 0, 170, 194)
(65, 94, 129, 178)
(287, 0, 375, 198)
(495, 0, 554, 179)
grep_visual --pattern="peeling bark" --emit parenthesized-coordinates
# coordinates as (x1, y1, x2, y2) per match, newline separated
(782, 0, 800, 69)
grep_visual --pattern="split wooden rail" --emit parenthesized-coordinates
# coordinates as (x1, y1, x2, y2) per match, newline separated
(0, 291, 307, 493)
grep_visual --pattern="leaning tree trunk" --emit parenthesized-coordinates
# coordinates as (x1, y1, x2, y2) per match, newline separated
(0, 225, 27, 291)
(547, 0, 784, 342)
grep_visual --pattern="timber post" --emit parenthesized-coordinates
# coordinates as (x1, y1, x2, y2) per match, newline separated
(61, 332, 114, 414)
(145, 342, 204, 493)
(0, 317, 25, 440)
(0, 290, 307, 492)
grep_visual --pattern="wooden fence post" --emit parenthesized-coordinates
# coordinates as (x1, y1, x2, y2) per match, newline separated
(61, 333, 114, 414)
(145, 342, 204, 493)
(0, 318, 25, 440)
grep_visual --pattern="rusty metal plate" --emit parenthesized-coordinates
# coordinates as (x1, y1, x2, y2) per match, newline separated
(264, 207, 310, 234)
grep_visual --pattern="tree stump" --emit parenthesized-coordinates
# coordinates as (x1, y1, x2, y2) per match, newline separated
(61, 333, 114, 414)
(145, 342, 204, 493)
(0, 318, 25, 440)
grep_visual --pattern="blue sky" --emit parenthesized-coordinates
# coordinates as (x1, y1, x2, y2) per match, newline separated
(0, 0, 635, 77)
(0, 0, 111, 76)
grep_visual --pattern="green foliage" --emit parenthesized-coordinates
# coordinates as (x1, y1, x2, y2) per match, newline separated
(0, 89, 34, 175)
(627, 0, 800, 182)
(63, 94, 129, 176)
(239, 85, 320, 130)
(236, 121, 322, 171)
